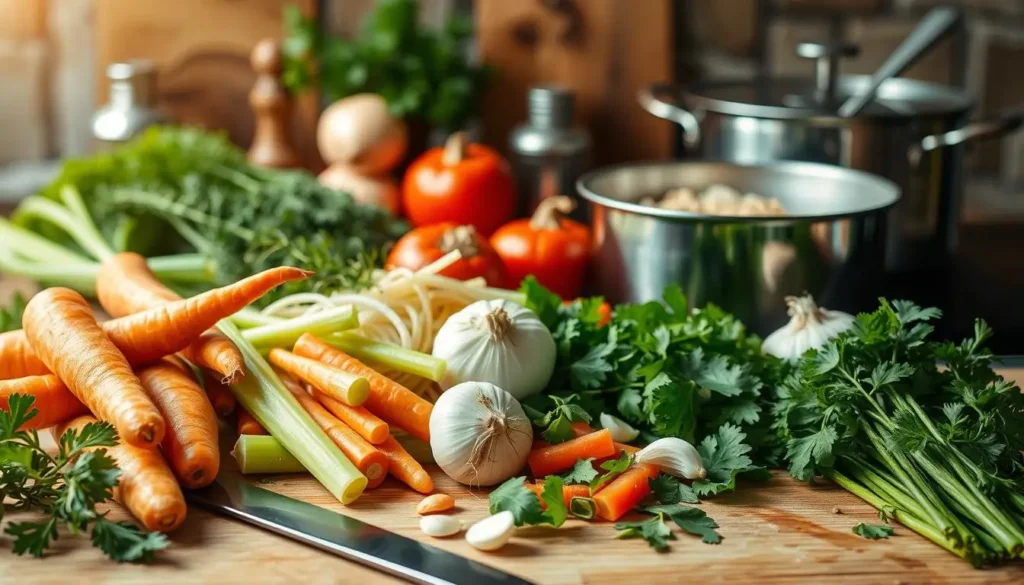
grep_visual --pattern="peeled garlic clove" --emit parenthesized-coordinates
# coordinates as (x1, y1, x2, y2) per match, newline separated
(420, 515, 463, 538)
(465, 511, 515, 551)
(599, 413, 639, 443)
(636, 437, 706, 480)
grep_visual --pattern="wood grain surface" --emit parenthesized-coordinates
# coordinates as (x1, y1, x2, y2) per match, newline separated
(2, 277, 1024, 584)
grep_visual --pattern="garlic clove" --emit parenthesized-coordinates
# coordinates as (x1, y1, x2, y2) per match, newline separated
(599, 413, 639, 443)
(465, 511, 515, 551)
(635, 437, 706, 480)
(420, 515, 463, 538)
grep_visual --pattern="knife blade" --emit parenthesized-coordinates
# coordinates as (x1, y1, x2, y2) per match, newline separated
(185, 477, 534, 585)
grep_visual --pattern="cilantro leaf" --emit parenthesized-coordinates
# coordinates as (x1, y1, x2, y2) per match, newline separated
(589, 451, 633, 493)
(0, 393, 38, 438)
(0, 293, 26, 333)
(538, 476, 568, 527)
(561, 458, 598, 485)
(646, 504, 722, 544)
(649, 475, 700, 505)
(614, 512, 674, 551)
(570, 328, 617, 389)
(643, 373, 697, 439)
(91, 517, 169, 563)
(853, 522, 894, 540)
(488, 476, 566, 527)
(786, 425, 837, 482)
(6, 518, 58, 557)
(528, 395, 592, 445)
(691, 424, 759, 496)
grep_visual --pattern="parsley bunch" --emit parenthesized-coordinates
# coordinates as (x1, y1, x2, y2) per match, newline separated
(1, 394, 167, 562)
(522, 278, 773, 496)
(774, 299, 1024, 565)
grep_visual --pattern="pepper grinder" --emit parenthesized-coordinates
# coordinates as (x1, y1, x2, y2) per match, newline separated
(248, 38, 300, 169)
(508, 86, 591, 220)
(91, 60, 166, 149)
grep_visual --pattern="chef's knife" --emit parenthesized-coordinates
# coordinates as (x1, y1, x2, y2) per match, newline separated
(186, 477, 534, 585)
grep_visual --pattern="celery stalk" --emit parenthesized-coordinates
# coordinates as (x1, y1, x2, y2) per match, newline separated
(147, 254, 218, 284)
(327, 331, 447, 382)
(231, 308, 283, 328)
(217, 321, 367, 503)
(0, 217, 93, 265)
(0, 248, 99, 295)
(243, 306, 359, 349)
(17, 195, 114, 261)
(232, 435, 306, 474)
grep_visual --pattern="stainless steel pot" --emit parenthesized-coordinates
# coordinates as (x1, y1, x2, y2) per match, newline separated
(577, 161, 900, 335)
(639, 41, 1023, 272)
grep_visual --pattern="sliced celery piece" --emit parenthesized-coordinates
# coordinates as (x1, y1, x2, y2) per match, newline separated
(232, 435, 306, 474)
(243, 306, 358, 349)
(327, 331, 447, 382)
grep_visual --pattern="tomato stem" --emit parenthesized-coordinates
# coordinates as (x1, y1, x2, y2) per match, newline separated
(529, 196, 575, 230)
(442, 131, 468, 165)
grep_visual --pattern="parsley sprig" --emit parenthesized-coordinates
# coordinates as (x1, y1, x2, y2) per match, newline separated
(1, 394, 168, 562)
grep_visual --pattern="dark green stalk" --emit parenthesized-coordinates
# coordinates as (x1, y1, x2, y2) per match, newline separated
(845, 460, 929, 521)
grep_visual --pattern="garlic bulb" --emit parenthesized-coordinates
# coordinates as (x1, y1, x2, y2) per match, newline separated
(432, 299, 555, 400)
(599, 413, 639, 443)
(762, 294, 854, 360)
(429, 381, 533, 486)
(636, 438, 706, 480)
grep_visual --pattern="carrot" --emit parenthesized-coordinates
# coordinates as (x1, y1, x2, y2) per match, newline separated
(0, 266, 313, 381)
(136, 359, 220, 489)
(22, 288, 165, 448)
(293, 334, 432, 442)
(311, 388, 390, 445)
(0, 374, 88, 429)
(572, 422, 640, 454)
(55, 415, 187, 532)
(285, 382, 389, 488)
(377, 435, 433, 494)
(96, 252, 244, 383)
(237, 407, 267, 436)
(269, 348, 370, 406)
(593, 463, 661, 521)
(528, 428, 616, 477)
(203, 370, 237, 417)
(526, 482, 593, 508)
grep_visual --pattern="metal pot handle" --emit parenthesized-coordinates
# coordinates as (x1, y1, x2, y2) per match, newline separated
(918, 108, 1024, 152)
(637, 83, 701, 151)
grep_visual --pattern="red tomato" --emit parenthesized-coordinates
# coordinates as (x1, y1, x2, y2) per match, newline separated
(386, 223, 508, 287)
(490, 196, 591, 298)
(401, 132, 517, 236)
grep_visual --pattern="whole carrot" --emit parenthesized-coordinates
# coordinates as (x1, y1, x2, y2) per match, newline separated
(0, 374, 88, 429)
(136, 359, 220, 489)
(528, 428, 617, 477)
(237, 407, 267, 436)
(23, 288, 165, 448)
(269, 348, 370, 406)
(203, 370, 237, 417)
(377, 435, 434, 494)
(55, 415, 187, 532)
(278, 372, 389, 444)
(97, 252, 243, 383)
(293, 334, 432, 442)
(286, 383, 390, 488)
(593, 464, 660, 521)
(0, 265, 312, 380)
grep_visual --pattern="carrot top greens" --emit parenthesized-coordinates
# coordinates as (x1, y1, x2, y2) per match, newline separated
(0, 394, 167, 562)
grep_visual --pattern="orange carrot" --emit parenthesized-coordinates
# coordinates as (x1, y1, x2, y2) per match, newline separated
(269, 348, 370, 406)
(285, 382, 389, 488)
(0, 266, 312, 381)
(136, 359, 220, 489)
(22, 288, 165, 448)
(572, 422, 639, 454)
(0, 374, 88, 429)
(203, 370, 237, 417)
(377, 435, 433, 494)
(56, 415, 186, 532)
(593, 464, 661, 521)
(293, 334, 432, 442)
(96, 252, 244, 383)
(526, 482, 593, 508)
(416, 493, 455, 515)
(312, 388, 390, 445)
(528, 428, 616, 478)
(237, 407, 267, 436)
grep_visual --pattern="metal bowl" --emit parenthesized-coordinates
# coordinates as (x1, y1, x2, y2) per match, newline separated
(576, 160, 901, 335)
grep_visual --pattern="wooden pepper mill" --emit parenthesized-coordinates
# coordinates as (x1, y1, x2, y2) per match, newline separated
(247, 38, 300, 169)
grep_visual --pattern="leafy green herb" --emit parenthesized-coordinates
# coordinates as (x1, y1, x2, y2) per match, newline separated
(488, 476, 567, 528)
(648, 475, 700, 505)
(0, 293, 25, 333)
(645, 504, 723, 544)
(0, 394, 168, 562)
(524, 395, 592, 445)
(853, 523, 894, 540)
(691, 424, 764, 497)
(614, 512, 674, 551)
(561, 458, 598, 485)
(589, 451, 633, 494)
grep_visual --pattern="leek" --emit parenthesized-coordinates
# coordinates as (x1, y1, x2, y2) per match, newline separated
(243, 306, 359, 349)
(327, 331, 447, 382)
(232, 435, 306, 474)
(218, 320, 367, 503)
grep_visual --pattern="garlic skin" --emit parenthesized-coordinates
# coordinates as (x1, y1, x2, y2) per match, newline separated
(432, 299, 556, 400)
(420, 515, 462, 538)
(599, 413, 639, 443)
(466, 511, 515, 551)
(429, 382, 533, 486)
(762, 294, 854, 360)
(636, 437, 706, 480)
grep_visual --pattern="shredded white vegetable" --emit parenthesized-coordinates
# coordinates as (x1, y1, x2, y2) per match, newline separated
(259, 251, 525, 400)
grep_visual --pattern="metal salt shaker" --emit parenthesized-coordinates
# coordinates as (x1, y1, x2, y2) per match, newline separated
(92, 60, 166, 149)
(509, 86, 591, 220)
